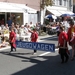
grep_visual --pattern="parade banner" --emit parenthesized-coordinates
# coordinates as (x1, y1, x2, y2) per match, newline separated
(16, 41, 55, 52)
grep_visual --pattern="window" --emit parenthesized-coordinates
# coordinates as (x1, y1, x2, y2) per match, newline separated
(56, 0, 59, 5)
(53, 0, 55, 5)
(59, 0, 62, 5)
(69, 0, 71, 9)
(69, 0, 71, 7)
(64, 0, 66, 6)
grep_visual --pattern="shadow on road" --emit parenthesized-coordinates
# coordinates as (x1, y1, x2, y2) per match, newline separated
(0, 49, 75, 75)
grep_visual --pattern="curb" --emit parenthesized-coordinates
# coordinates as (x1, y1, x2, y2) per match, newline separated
(0, 46, 10, 51)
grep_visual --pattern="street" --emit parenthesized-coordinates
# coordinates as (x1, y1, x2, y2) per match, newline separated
(0, 35, 74, 75)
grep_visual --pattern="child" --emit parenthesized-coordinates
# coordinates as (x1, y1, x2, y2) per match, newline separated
(31, 28, 38, 54)
(0, 37, 9, 48)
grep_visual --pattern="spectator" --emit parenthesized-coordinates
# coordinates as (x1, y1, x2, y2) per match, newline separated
(0, 37, 9, 48)
(7, 17, 12, 27)
(5, 23, 9, 30)
(29, 22, 34, 28)
(19, 25, 25, 36)
(0, 18, 5, 25)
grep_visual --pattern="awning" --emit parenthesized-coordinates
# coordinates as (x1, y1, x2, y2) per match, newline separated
(0, 2, 24, 13)
(47, 8, 61, 16)
(58, 10, 66, 14)
(9, 3, 37, 13)
(58, 10, 74, 15)
(65, 11, 74, 15)
(0, 2, 37, 13)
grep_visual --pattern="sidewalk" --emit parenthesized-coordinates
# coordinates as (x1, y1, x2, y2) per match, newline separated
(38, 34, 56, 40)
(0, 46, 10, 51)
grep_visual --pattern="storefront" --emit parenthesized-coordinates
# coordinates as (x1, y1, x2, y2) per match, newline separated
(0, 12, 23, 25)
(0, 2, 37, 25)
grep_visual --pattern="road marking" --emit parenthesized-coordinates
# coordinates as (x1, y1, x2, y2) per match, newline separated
(38, 48, 59, 56)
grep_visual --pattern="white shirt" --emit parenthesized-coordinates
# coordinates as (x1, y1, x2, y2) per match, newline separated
(62, 21, 70, 32)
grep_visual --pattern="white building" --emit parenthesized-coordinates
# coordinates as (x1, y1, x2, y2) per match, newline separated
(41, 0, 74, 24)
(0, 2, 37, 25)
(53, 0, 73, 11)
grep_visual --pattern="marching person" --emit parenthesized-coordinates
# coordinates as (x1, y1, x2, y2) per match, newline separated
(9, 28, 16, 52)
(30, 28, 38, 54)
(67, 20, 75, 61)
(57, 26, 69, 64)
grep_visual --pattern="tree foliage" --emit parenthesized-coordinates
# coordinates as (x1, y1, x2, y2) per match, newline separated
(40, 0, 53, 9)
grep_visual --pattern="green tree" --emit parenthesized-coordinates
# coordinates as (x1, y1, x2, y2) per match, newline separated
(40, 0, 53, 9)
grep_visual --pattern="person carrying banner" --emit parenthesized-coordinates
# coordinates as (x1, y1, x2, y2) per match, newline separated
(9, 28, 16, 52)
(57, 26, 69, 64)
(30, 28, 38, 54)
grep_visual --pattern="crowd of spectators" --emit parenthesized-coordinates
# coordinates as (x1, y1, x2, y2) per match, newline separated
(0, 21, 40, 48)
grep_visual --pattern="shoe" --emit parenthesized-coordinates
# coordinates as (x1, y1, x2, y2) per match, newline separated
(61, 61, 64, 64)
(15, 49, 16, 52)
(10, 51, 13, 52)
(65, 57, 69, 63)
(14, 48, 16, 52)
(32, 52, 37, 55)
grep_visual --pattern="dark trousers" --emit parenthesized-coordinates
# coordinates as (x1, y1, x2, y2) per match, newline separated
(60, 52, 69, 62)
(34, 49, 37, 53)
(10, 43, 16, 51)
(59, 48, 69, 62)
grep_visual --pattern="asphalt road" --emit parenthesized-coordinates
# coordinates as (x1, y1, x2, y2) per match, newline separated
(0, 35, 74, 75)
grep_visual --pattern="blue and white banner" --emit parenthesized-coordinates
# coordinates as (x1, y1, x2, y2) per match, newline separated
(16, 41, 55, 52)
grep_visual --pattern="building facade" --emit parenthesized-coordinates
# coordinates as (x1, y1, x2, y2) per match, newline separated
(73, 0, 75, 13)
(0, 0, 73, 25)
(0, 2, 38, 25)
(0, 0, 40, 11)
(0, 0, 72, 11)
(53, 0, 73, 11)
(40, 0, 73, 24)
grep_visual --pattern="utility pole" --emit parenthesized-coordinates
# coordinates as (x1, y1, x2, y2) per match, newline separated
(71, 0, 73, 12)
(40, 0, 42, 24)
(39, 0, 42, 35)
